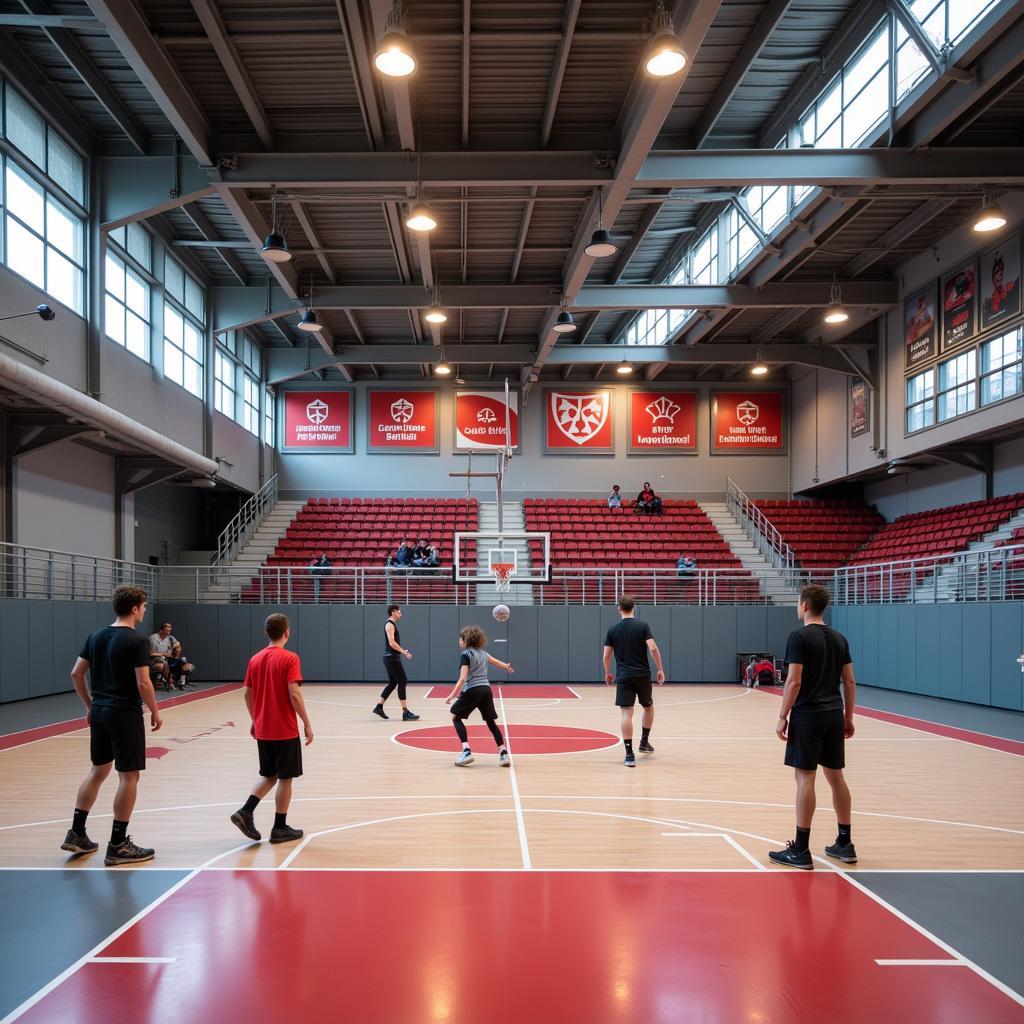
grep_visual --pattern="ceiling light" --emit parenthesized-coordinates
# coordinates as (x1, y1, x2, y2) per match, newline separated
(374, 30, 416, 77)
(645, 1, 687, 77)
(974, 196, 1006, 233)
(553, 307, 577, 334)
(406, 201, 437, 232)
(297, 309, 323, 332)
(260, 185, 293, 263)
(435, 360, 452, 376)
(823, 277, 848, 324)
(584, 190, 619, 258)
(424, 282, 447, 323)
(751, 362, 769, 376)
(616, 360, 633, 375)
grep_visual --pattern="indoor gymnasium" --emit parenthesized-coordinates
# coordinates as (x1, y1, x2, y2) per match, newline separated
(1, 1, 1024, 1021)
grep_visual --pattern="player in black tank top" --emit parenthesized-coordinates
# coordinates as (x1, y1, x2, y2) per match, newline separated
(372, 605, 419, 721)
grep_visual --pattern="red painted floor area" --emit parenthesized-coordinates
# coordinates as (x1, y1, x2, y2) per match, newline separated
(425, 684, 580, 699)
(396, 723, 618, 754)
(18, 871, 1023, 1024)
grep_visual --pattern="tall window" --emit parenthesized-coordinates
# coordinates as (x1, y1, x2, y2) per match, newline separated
(105, 224, 152, 360)
(726, 205, 758, 277)
(980, 328, 1022, 406)
(163, 255, 205, 398)
(241, 336, 261, 436)
(214, 349, 236, 417)
(264, 388, 275, 446)
(937, 350, 976, 421)
(690, 227, 718, 285)
(906, 370, 935, 433)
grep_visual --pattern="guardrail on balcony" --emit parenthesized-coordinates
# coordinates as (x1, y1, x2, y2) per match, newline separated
(0, 543, 156, 601)
(725, 477, 796, 574)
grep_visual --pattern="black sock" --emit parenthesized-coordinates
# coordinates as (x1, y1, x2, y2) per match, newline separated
(242, 795, 260, 815)
(72, 808, 88, 834)
(641, 727, 651, 744)
(624, 739, 634, 753)
(111, 820, 129, 845)
(274, 812, 287, 829)
(837, 823, 852, 844)
(793, 827, 810, 853)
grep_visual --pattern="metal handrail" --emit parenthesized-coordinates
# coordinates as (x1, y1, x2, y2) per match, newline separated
(0, 542, 157, 602)
(725, 477, 796, 573)
(211, 473, 279, 571)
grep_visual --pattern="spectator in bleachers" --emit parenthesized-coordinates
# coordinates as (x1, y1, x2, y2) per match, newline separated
(635, 483, 663, 516)
(149, 621, 177, 691)
(677, 555, 698, 577)
(607, 484, 623, 510)
(388, 540, 415, 572)
(413, 539, 439, 569)
(308, 552, 332, 600)
(167, 641, 195, 690)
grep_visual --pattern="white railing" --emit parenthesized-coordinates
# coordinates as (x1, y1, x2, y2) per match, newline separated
(831, 543, 1024, 604)
(726, 477, 796, 573)
(0, 543, 156, 601)
(211, 474, 278, 571)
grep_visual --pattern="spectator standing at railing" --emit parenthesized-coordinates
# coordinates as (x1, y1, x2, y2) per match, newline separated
(308, 553, 332, 601)
(635, 483, 663, 516)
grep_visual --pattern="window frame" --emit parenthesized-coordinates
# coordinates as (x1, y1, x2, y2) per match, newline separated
(162, 252, 207, 400)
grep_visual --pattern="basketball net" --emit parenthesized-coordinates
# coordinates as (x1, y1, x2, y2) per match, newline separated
(492, 562, 514, 593)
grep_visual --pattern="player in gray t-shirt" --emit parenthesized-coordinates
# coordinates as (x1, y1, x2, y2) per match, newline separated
(445, 625, 514, 767)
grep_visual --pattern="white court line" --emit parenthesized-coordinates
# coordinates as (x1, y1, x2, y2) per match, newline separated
(88, 957, 177, 965)
(499, 688, 532, 870)
(876, 959, 966, 967)
(659, 832, 766, 870)
(566, 687, 582, 698)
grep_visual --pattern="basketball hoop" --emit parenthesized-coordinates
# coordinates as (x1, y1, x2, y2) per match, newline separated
(492, 562, 515, 593)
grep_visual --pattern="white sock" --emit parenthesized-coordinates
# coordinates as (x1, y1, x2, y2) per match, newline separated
(462, 742, 471, 750)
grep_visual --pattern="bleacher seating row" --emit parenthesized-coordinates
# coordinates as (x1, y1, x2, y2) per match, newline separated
(753, 500, 884, 568)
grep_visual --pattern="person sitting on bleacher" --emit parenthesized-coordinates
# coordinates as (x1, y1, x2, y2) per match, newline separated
(166, 641, 196, 690)
(677, 554, 698, 577)
(388, 540, 415, 572)
(608, 484, 623, 510)
(149, 621, 177, 691)
(413, 538, 439, 569)
(635, 482, 663, 516)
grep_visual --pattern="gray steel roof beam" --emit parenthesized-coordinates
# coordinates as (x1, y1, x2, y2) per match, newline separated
(461, 0, 471, 148)
(540, 0, 582, 148)
(181, 202, 249, 285)
(843, 196, 956, 277)
(0, 13, 98, 27)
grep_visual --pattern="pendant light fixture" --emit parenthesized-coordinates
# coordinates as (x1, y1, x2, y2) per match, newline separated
(434, 346, 452, 376)
(424, 282, 447, 324)
(297, 271, 324, 333)
(823, 274, 849, 324)
(585, 190, 618, 258)
(973, 193, 1007, 233)
(750, 356, 769, 376)
(374, 1, 416, 77)
(616, 360, 634, 375)
(645, 0, 687, 78)
(406, 151, 437, 232)
(260, 185, 292, 263)
(552, 296, 577, 334)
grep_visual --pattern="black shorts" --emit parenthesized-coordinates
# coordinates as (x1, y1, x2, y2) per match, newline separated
(90, 706, 146, 772)
(615, 677, 653, 708)
(383, 658, 407, 685)
(257, 737, 303, 779)
(450, 686, 498, 721)
(785, 709, 846, 770)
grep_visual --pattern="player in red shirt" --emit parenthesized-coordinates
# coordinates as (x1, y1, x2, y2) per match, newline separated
(230, 613, 314, 845)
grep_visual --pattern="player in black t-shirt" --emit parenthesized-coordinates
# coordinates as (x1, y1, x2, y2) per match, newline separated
(769, 584, 858, 870)
(602, 594, 665, 767)
(60, 585, 163, 866)
(372, 604, 419, 721)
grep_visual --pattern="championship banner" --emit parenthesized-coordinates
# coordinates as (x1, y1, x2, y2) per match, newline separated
(850, 378, 869, 438)
(368, 389, 438, 452)
(904, 281, 938, 370)
(941, 259, 978, 351)
(455, 390, 520, 450)
(282, 389, 352, 452)
(544, 389, 614, 452)
(711, 391, 785, 452)
(628, 390, 697, 454)
(980, 234, 1021, 332)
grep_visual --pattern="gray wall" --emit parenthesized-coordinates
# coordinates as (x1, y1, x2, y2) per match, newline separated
(132, 485, 205, 565)
(274, 382, 793, 501)
(831, 602, 1024, 710)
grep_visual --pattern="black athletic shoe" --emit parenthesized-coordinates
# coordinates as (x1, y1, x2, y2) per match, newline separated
(638, 740, 654, 753)
(824, 840, 858, 864)
(230, 809, 261, 842)
(269, 824, 304, 844)
(104, 837, 155, 866)
(402, 709, 420, 721)
(768, 842, 813, 870)
(60, 829, 98, 855)
(624, 753, 636, 767)
(372, 705, 389, 720)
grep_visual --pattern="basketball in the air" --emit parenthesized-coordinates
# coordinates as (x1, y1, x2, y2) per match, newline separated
(492, 604, 511, 623)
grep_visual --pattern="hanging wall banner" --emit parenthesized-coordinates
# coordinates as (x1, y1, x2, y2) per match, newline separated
(941, 258, 978, 351)
(850, 377, 869, 437)
(282, 389, 353, 452)
(628, 390, 697, 454)
(904, 280, 938, 370)
(454, 390, 521, 451)
(711, 391, 785, 452)
(367, 389, 439, 452)
(544, 389, 614, 452)
(979, 234, 1021, 332)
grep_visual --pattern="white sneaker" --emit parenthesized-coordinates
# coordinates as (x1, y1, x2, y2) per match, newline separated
(499, 750, 511, 767)
(455, 749, 474, 766)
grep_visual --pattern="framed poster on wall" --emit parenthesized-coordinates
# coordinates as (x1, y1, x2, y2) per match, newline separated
(454, 389, 521, 451)
(979, 233, 1021, 332)
(710, 391, 785, 453)
(367, 389, 439, 453)
(544, 389, 614, 453)
(850, 377, 869, 437)
(904, 280, 938, 370)
(627, 389, 697, 454)
(281, 389, 353, 453)
(941, 258, 978, 351)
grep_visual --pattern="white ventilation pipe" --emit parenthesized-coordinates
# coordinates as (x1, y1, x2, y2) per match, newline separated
(0, 350, 219, 478)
